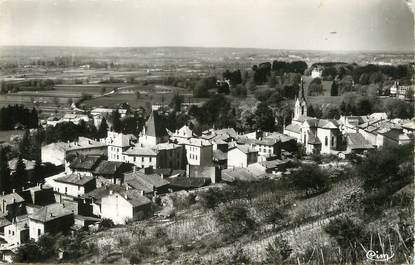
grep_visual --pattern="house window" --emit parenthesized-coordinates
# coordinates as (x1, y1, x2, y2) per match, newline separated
(78, 186, 80, 191)
(325, 136, 328, 146)
(65, 187, 68, 193)
(37, 229, 41, 236)
(142, 157, 144, 162)
(149, 157, 152, 162)
(331, 136, 335, 146)
(12, 231, 14, 236)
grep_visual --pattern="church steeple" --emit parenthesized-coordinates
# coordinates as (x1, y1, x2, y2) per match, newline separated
(294, 78, 307, 120)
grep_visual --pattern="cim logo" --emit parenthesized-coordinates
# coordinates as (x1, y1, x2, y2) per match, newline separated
(366, 250, 394, 262)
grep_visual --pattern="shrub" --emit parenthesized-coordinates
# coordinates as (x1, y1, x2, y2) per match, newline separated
(129, 254, 141, 264)
(214, 204, 256, 242)
(265, 236, 292, 264)
(99, 218, 115, 230)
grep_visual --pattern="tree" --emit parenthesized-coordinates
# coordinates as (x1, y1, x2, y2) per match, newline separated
(265, 236, 292, 264)
(358, 144, 412, 192)
(97, 118, 109, 139)
(110, 110, 122, 133)
(214, 204, 256, 242)
(289, 163, 329, 196)
(0, 147, 11, 193)
(254, 102, 275, 131)
(308, 78, 324, 96)
(268, 72, 277, 88)
(13, 154, 28, 191)
(169, 93, 184, 112)
(31, 159, 43, 186)
(246, 77, 257, 92)
(330, 80, 339, 96)
(14, 240, 43, 262)
(19, 130, 31, 160)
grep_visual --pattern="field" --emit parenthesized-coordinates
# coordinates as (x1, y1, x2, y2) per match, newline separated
(80, 84, 205, 110)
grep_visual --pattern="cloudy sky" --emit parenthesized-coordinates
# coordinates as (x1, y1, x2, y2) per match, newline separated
(0, 0, 413, 51)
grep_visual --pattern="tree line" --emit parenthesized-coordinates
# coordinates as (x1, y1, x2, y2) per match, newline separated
(0, 105, 39, 130)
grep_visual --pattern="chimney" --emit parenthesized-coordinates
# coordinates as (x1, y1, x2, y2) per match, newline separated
(109, 190, 113, 195)
(1, 192, 4, 196)
(50, 213, 54, 217)
(124, 194, 128, 200)
(133, 166, 136, 173)
(62, 203, 65, 208)
(140, 190, 144, 196)
(12, 189, 15, 193)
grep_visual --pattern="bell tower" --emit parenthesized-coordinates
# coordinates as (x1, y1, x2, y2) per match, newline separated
(294, 78, 307, 120)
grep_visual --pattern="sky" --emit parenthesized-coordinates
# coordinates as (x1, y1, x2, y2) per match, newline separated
(0, 0, 413, 51)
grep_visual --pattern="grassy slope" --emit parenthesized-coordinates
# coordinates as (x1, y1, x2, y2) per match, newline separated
(78, 174, 373, 264)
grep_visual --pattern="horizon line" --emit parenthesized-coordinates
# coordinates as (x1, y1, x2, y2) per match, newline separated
(0, 44, 413, 54)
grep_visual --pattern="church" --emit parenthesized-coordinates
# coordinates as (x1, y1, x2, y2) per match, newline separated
(283, 81, 341, 155)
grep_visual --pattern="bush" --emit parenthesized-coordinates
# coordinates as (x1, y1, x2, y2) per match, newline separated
(324, 216, 368, 264)
(289, 163, 330, 196)
(214, 204, 256, 242)
(99, 218, 115, 230)
(265, 236, 292, 264)
(129, 254, 141, 264)
(14, 240, 43, 262)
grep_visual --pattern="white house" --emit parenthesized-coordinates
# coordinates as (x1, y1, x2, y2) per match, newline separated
(28, 203, 74, 241)
(100, 189, 152, 225)
(227, 144, 258, 168)
(105, 131, 137, 162)
(52, 173, 96, 198)
(175, 138, 213, 167)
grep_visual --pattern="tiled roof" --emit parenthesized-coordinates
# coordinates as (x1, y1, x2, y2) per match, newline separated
(123, 145, 158, 156)
(172, 125, 194, 138)
(0, 217, 11, 227)
(29, 203, 73, 223)
(93, 161, 128, 175)
(347, 133, 374, 150)
(69, 155, 102, 171)
(263, 132, 296, 143)
(318, 119, 339, 129)
(402, 120, 415, 130)
(118, 189, 152, 207)
(222, 167, 266, 182)
(213, 149, 227, 161)
(124, 171, 169, 193)
(54, 173, 95, 186)
(83, 184, 126, 203)
(154, 143, 182, 150)
(178, 137, 212, 147)
(284, 123, 301, 133)
(259, 159, 289, 169)
(381, 129, 410, 142)
(168, 177, 208, 189)
(229, 144, 258, 154)
(0, 193, 25, 205)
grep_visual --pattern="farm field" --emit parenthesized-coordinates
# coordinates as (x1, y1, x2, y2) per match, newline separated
(80, 84, 204, 110)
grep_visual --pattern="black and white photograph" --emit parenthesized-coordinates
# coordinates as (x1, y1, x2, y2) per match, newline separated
(0, 0, 413, 264)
